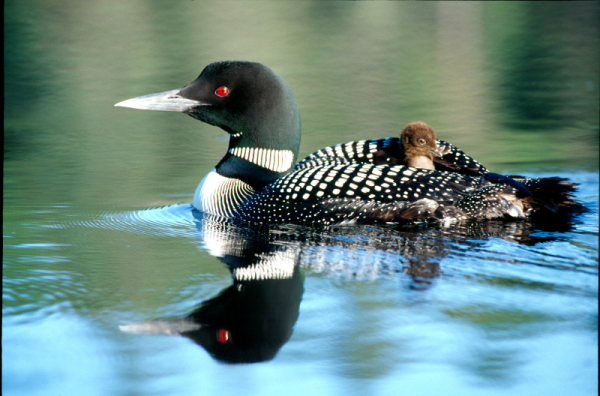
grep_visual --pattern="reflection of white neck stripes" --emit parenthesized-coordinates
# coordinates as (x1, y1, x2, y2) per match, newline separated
(229, 147, 294, 173)
(233, 249, 298, 280)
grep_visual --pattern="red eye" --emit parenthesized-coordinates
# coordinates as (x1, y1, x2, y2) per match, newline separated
(217, 329, 230, 344)
(215, 86, 229, 97)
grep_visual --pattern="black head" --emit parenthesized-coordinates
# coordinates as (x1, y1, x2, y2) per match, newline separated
(400, 121, 441, 160)
(115, 61, 301, 158)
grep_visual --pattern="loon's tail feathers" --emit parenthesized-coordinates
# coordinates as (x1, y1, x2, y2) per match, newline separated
(454, 176, 586, 222)
(451, 184, 527, 220)
(514, 176, 587, 219)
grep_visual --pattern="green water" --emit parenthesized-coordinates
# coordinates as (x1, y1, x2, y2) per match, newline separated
(4, 2, 598, 395)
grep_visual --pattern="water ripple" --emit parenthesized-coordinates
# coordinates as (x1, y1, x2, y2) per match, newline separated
(49, 204, 198, 239)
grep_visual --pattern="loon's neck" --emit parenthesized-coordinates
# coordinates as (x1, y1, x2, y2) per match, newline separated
(195, 144, 296, 217)
(215, 134, 298, 189)
(405, 155, 435, 170)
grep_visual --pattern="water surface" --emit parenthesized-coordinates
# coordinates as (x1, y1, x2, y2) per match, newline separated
(4, 2, 598, 395)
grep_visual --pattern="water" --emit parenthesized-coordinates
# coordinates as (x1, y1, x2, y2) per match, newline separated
(3, 2, 598, 395)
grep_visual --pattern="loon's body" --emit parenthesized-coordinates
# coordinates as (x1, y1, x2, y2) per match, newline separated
(115, 61, 583, 225)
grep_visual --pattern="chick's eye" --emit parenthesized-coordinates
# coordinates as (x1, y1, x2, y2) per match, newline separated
(215, 86, 229, 97)
(418, 138, 426, 145)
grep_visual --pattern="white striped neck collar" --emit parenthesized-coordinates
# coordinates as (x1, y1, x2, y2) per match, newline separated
(228, 147, 295, 173)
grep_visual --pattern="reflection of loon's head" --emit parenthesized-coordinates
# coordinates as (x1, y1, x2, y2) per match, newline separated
(119, 267, 304, 364)
(182, 268, 304, 363)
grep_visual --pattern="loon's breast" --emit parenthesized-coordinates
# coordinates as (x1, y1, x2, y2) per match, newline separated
(194, 169, 255, 218)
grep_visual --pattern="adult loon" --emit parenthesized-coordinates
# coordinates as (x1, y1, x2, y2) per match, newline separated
(115, 61, 583, 225)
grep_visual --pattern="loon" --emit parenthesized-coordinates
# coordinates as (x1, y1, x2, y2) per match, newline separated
(399, 121, 442, 170)
(115, 61, 583, 225)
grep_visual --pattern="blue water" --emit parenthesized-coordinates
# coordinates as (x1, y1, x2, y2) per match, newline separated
(3, 171, 597, 395)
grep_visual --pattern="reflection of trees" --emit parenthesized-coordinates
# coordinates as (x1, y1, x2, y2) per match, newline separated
(487, 3, 599, 131)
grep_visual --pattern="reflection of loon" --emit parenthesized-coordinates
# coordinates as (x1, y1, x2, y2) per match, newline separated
(119, 210, 578, 363)
(120, 220, 305, 363)
(115, 61, 584, 225)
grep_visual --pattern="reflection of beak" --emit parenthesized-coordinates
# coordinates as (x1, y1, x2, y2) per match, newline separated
(430, 148, 443, 158)
(119, 319, 201, 334)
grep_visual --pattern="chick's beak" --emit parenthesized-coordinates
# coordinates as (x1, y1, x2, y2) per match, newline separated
(430, 147, 443, 158)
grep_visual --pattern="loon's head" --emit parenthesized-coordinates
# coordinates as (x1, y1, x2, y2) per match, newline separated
(400, 122, 442, 169)
(115, 61, 301, 186)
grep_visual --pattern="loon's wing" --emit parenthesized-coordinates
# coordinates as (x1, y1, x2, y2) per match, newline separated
(433, 140, 488, 176)
(237, 163, 527, 225)
(294, 139, 397, 170)
(295, 138, 534, 198)
(296, 138, 489, 176)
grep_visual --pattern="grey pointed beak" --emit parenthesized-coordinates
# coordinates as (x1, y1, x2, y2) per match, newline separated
(115, 88, 206, 113)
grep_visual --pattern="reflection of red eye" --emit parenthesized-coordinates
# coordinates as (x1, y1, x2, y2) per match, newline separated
(215, 87, 229, 97)
(217, 329, 230, 344)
